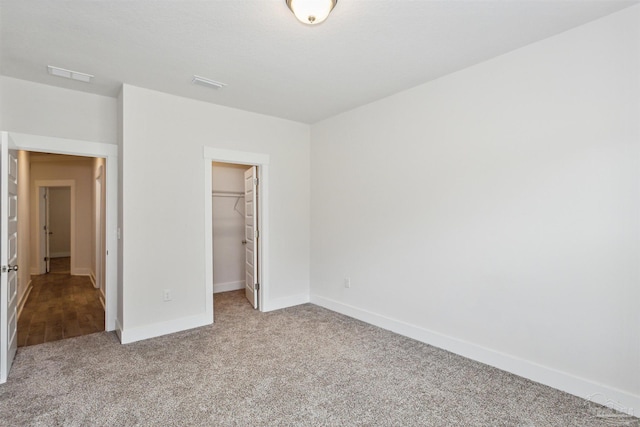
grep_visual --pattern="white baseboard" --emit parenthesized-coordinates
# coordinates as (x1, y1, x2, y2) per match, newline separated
(262, 293, 309, 312)
(115, 318, 123, 342)
(98, 284, 107, 313)
(310, 294, 640, 415)
(119, 312, 212, 344)
(30, 267, 40, 275)
(50, 252, 70, 258)
(17, 281, 33, 320)
(89, 272, 97, 288)
(213, 280, 244, 294)
(71, 267, 92, 276)
(99, 287, 106, 311)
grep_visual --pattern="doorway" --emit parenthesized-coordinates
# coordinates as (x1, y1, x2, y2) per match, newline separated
(37, 183, 74, 275)
(203, 147, 270, 322)
(1, 132, 118, 383)
(18, 154, 106, 347)
(211, 162, 259, 309)
(43, 187, 71, 274)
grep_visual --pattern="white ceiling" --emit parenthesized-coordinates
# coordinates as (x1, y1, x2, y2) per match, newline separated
(0, 0, 636, 123)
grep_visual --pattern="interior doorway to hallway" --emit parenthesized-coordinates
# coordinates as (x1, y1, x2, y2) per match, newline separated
(38, 186, 71, 274)
(1, 132, 118, 383)
(17, 152, 107, 347)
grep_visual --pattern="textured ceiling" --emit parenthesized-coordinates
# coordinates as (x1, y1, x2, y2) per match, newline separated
(0, 0, 637, 123)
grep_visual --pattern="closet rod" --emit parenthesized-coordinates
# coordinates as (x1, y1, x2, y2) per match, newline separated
(212, 191, 244, 198)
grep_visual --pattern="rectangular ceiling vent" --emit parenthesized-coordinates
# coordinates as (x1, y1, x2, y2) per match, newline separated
(192, 75, 227, 90)
(47, 65, 94, 83)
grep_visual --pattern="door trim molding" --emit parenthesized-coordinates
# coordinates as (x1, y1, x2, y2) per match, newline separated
(8, 132, 118, 332)
(203, 147, 270, 321)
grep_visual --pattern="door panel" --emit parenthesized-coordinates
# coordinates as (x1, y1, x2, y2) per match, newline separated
(244, 166, 258, 309)
(1, 132, 18, 383)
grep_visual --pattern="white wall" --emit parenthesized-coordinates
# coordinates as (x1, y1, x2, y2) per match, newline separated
(29, 155, 95, 276)
(120, 84, 310, 339)
(212, 162, 249, 293)
(0, 76, 117, 145)
(310, 5, 640, 411)
(48, 187, 71, 257)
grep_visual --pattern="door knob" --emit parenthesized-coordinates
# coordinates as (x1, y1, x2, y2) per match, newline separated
(242, 240, 247, 245)
(2, 265, 18, 273)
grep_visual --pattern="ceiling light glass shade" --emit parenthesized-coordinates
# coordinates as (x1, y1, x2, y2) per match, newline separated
(286, 0, 337, 25)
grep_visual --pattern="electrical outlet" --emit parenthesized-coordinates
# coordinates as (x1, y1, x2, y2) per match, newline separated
(344, 277, 351, 288)
(163, 289, 172, 302)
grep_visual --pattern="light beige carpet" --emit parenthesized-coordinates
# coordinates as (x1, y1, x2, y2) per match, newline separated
(0, 290, 636, 426)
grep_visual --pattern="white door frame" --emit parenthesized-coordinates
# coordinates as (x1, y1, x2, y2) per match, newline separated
(203, 147, 269, 320)
(9, 132, 118, 331)
(95, 165, 105, 296)
(34, 181, 75, 275)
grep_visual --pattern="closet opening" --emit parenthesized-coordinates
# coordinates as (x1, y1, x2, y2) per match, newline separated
(211, 162, 260, 311)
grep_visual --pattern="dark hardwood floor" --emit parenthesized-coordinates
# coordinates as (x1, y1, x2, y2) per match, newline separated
(17, 257, 104, 347)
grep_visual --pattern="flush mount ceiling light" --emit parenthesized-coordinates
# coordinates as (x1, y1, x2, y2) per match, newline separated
(47, 65, 93, 83)
(286, 0, 337, 25)
(192, 75, 227, 90)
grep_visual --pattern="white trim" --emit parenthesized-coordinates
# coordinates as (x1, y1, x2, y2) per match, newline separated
(263, 293, 310, 312)
(203, 147, 270, 318)
(213, 280, 244, 294)
(10, 133, 118, 158)
(9, 132, 118, 332)
(94, 164, 105, 298)
(203, 147, 269, 166)
(310, 294, 640, 415)
(71, 267, 92, 276)
(115, 318, 123, 342)
(89, 272, 97, 288)
(17, 281, 32, 320)
(119, 312, 211, 344)
(99, 292, 106, 311)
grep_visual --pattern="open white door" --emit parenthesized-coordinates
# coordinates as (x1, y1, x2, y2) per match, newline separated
(244, 166, 259, 309)
(95, 173, 103, 292)
(0, 132, 18, 383)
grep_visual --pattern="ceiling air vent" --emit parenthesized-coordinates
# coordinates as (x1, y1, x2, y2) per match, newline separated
(47, 65, 93, 83)
(192, 75, 226, 90)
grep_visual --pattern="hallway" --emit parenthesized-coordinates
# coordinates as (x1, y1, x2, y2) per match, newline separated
(17, 258, 104, 347)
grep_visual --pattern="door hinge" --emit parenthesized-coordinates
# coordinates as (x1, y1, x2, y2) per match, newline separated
(255, 283, 260, 291)
(255, 229, 259, 239)
(253, 178, 259, 186)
